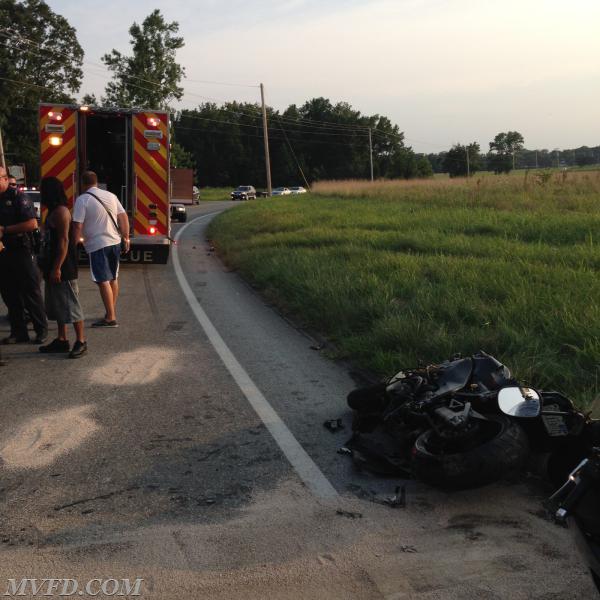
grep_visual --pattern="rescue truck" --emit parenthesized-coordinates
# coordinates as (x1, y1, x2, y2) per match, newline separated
(39, 103, 171, 264)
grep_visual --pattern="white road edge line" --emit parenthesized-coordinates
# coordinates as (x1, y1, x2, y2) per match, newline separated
(172, 212, 339, 500)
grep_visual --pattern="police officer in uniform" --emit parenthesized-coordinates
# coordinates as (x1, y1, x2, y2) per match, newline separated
(0, 166, 47, 344)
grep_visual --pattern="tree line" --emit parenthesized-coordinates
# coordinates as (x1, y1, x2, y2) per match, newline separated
(1, 1, 597, 186)
(428, 140, 600, 177)
(173, 100, 434, 187)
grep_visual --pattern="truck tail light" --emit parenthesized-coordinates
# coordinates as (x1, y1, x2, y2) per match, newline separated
(48, 111, 63, 122)
(49, 136, 63, 146)
(147, 116, 160, 127)
(149, 226, 157, 235)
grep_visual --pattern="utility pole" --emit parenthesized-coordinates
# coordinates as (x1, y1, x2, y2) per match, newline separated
(368, 128, 374, 182)
(260, 83, 272, 196)
(0, 126, 5, 169)
(466, 145, 470, 177)
(535, 150, 538, 169)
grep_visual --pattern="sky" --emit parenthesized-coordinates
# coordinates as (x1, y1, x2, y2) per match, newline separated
(49, 0, 600, 153)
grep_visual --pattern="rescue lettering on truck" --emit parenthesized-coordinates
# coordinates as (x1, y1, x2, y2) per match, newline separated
(39, 104, 171, 264)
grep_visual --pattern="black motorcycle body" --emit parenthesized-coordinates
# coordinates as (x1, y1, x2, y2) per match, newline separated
(348, 352, 525, 485)
(347, 351, 594, 488)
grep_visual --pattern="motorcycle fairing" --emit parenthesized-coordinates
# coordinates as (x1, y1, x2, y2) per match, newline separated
(428, 357, 473, 399)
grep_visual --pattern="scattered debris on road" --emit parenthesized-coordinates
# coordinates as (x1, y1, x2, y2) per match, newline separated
(323, 418, 345, 433)
(382, 485, 406, 508)
(336, 509, 363, 519)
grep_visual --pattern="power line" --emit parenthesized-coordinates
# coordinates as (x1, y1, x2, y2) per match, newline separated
(175, 112, 369, 137)
(1, 30, 375, 132)
(185, 77, 259, 89)
(1, 29, 386, 136)
(176, 104, 382, 136)
(0, 28, 490, 166)
(275, 117, 310, 189)
(0, 75, 55, 92)
(0, 73, 467, 160)
(175, 124, 371, 148)
(0, 75, 366, 144)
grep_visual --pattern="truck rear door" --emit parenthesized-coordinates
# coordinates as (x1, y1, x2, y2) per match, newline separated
(132, 112, 170, 241)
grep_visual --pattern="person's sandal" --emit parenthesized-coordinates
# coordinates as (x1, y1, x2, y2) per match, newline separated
(91, 319, 119, 328)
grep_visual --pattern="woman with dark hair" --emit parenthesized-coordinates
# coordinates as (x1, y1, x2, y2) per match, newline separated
(40, 177, 68, 210)
(39, 177, 87, 358)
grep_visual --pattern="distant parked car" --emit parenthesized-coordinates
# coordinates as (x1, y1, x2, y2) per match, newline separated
(289, 186, 307, 195)
(170, 203, 187, 222)
(271, 187, 291, 196)
(231, 185, 256, 201)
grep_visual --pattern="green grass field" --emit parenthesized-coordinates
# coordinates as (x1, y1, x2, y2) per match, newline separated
(207, 172, 600, 407)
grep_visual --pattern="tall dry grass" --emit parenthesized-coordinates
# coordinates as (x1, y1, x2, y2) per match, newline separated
(312, 171, 600, 211)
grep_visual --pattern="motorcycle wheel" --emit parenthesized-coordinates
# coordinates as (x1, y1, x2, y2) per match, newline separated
(347, 383, 387, 412)
(412, 415, 528, 489)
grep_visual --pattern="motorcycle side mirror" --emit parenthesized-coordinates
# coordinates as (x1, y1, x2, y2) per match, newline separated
(498, 386, 541, 418)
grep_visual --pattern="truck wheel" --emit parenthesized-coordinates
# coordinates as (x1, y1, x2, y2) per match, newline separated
(412, 415, 528, 489)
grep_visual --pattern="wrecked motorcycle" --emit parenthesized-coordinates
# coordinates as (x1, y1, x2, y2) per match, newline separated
(347, 351, 595, 488)
(549, 447, 600, 594)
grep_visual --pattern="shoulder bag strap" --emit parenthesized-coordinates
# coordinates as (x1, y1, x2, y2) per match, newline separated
(86, 192, 121, 237)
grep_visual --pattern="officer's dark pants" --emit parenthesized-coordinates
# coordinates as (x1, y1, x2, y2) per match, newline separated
(0, 246, 47, 339)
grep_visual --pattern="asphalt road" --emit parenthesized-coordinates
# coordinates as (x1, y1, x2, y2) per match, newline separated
(0, 201, 595, 599)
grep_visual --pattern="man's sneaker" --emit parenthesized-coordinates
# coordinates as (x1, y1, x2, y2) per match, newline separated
(91, 319, 118, 328)
(69, 340, 87, 359)
(39, 338, 70, 354)
(32, 331, 48, 344)
(2, 335, 30, 345)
